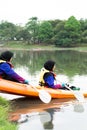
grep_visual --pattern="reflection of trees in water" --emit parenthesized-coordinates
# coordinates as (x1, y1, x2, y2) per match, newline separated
(12, 50, 87, 76)
(54, 50, 87, 76)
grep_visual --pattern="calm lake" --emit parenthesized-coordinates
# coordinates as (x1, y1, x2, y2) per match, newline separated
(1, 49, 87, 130)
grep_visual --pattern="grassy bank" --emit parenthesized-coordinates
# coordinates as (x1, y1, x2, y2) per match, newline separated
(1, 41, 87, 52)
(0, 97, 17, 130)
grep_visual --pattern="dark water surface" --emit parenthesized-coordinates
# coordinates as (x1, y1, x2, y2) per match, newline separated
(0, 50, 87, 130)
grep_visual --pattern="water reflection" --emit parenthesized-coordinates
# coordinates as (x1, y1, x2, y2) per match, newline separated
(11, 50, 87, 88)
(13, 50, 87, 76)
(40, 108, 64, 130)
(40, 108, 55, 130)
(1, 50, 87, 130)
(17, 101, 87, 130)
(40, 103, 85, 130)
(17, 105, 63, 130)
(73, 102, 85, 113)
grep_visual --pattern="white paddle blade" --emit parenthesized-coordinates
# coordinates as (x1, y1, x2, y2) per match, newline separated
(65, 85, 85, 102)
(73, 91, 85, 102)
(39, 90, 51, 103)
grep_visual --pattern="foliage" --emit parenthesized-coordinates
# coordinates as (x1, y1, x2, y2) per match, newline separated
(0, 97, 17, 130)
(0, 21, 17, 41)
(38, 21, 53, 44)
(0, 16, 87, 47)
(55, 16, 81, 47)
(65, 16, 81, 31)
(80, 19, 87, 43)
(15, 29, 31, 42)
(25, 17, 39, 44)
(0, 96, 9, 106)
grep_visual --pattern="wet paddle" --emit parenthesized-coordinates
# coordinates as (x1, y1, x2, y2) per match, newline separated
(30, 85, 51, 104)
(65, 84, 85, 102)
(56, 79, 85, 102)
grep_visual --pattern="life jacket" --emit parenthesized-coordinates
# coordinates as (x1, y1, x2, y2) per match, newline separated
(39, 67, 56, 87)
(39, 68, 49, 86)
(0, 60, 6, 64)
(0, 60, 13, 68)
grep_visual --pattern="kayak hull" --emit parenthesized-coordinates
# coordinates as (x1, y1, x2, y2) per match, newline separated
(0, 79, 87, 99)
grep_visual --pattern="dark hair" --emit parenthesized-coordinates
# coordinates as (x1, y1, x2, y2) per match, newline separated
(44, 60, 55, 71)
(0, 51, 13, 61)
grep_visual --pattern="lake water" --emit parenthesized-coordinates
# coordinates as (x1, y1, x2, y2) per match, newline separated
(0, 50, 87, 130)
(17, 100, 87, 130)
(13, 50, 87, 90)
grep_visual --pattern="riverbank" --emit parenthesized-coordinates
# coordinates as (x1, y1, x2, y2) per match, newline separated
(0, 97, 17, 129)
(0, 41, 87, 52)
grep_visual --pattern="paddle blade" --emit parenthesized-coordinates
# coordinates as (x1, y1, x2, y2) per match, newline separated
(73, 91, 85, 102)
(65, 85, 85, 102)
(39, 90, 51, 103)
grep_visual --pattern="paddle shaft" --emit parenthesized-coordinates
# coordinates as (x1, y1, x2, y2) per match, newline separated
(56, 79, 85, 102)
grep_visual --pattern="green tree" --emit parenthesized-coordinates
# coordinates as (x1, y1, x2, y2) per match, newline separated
(55, 16, 81, 47)
(15, 29, 31, 42)
(25, 17, 39, 44)
(80, 19, 87, 43)
(0, 21, 17, 41)
(52, 21, 65, 44)
(64, 16, 81, 44)
(38, 21, 53, 44)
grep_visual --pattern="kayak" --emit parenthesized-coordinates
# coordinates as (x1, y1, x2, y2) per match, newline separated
(0, 78, 87, 99)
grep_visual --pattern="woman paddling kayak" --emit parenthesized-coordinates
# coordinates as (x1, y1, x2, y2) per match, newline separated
(0, 51, 29, 84)
(39, 60, 80, 90)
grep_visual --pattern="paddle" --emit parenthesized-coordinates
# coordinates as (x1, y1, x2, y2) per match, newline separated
(30, 85, 51, 104)
(65, 84, 85, 102)
(56, 79, 85, 102)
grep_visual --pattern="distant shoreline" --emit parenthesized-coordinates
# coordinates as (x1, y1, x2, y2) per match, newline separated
(0, 43, 87, 52)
